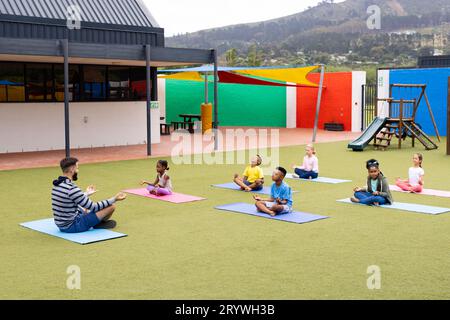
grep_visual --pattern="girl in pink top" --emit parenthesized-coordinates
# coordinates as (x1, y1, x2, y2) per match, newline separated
(292, 144, 319, 179)
(395, 153, 424, 193)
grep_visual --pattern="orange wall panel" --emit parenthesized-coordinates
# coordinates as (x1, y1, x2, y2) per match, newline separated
(297, 72, 352, 131)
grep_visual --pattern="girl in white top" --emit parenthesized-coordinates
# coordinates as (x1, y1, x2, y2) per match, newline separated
(142, 160, 173, 196)
(292, 144, 319, 179)
(395, 153, 424, 193)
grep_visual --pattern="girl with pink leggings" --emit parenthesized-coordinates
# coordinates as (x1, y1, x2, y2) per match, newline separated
(396, 153, 424, 193)
(141, 160, 173, 196)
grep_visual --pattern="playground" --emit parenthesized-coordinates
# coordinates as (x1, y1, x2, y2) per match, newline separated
(1, 137, 450, 299)
(1, 62, 450, 300)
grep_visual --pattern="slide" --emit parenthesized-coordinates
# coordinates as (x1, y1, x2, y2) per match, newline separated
(348, 117, 387, 151)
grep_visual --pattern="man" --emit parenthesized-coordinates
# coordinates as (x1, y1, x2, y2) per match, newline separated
(51, 157, 126, 233)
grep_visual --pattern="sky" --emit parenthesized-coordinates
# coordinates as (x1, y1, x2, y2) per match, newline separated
(144, 0, 345, 36)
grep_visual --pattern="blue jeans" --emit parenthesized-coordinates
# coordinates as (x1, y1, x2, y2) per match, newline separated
(295, 168, 318, 180)
(60, 210, 101, 233)
(354, 191, 387, 206)
(244, 179, 263, 191)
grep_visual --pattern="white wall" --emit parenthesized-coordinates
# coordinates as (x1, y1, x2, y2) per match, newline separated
(286, 82, 297, 128)
(351, 71, 367, 132)
(377, 69, 390, 118)
(0, 101, 160, 153)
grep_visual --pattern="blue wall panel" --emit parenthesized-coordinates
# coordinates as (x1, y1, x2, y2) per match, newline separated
(389, 68, 449, 137)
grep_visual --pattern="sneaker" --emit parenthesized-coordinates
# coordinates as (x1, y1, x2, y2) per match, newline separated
(292, 173, 299, 179)
(94, 220, 117, 229)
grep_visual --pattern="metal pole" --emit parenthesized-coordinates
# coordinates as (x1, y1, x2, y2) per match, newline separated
(312, 64, 325, 143)
(213, 50, 219, 151)
(62, 39, 70, 158)
(204, 71, 209, 103)
(146, 44, 152, 156)
(361, 84, 365, 131)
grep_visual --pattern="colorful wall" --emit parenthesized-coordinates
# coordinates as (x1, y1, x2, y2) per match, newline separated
(296, 72, 365, 132)
(162, 71, 365, 131)
(378, 68, 449, 137)
(164, 80, 287, 127)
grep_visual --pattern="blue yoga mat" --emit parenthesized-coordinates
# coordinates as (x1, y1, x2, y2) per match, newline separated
(285, 174, 351, 184)
(212, 183, 298, 195)
(215, 203, 329, 224)
(20, 218, 127, 244)
(337, 198, 450, 215)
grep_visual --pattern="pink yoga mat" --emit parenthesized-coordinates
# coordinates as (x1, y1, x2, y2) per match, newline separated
(123, 188, 206, 203)
(390, 185, 450, 198)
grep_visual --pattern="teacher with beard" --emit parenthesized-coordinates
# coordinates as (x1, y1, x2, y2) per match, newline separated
(51, 157, 127, 233)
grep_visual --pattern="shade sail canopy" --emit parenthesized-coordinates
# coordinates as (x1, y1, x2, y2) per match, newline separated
(235, 66, 319, 87)
(217, 71, 317, 88)
(159, 71, 203, 81)
(158, 65, 320, 87)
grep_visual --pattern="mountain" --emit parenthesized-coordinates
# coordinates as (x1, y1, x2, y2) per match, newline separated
(166, 0, 450, 66)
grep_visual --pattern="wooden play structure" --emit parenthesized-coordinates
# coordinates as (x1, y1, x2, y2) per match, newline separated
(349, 84, 440, 151)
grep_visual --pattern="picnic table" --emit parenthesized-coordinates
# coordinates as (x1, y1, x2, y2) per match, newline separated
(176, 114, 201, 133)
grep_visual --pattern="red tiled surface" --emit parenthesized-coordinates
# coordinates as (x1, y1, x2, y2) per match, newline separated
(0, 127, 359, 171)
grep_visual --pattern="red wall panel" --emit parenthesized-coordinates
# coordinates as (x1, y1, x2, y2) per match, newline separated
(297, 72, 353, 131)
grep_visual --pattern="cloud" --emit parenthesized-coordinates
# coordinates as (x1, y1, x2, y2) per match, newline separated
(144, 0, 344, 36)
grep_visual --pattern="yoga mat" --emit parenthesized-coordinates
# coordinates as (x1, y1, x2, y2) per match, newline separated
(215, 203, 329, 224)
(123, 188, 206, 203)
(212, 183, 298, 195)
(390, 185, 450, 198)
(337, 198, 450, 215)
(285, 174, 351, 184)
(20, 218, 127, 245)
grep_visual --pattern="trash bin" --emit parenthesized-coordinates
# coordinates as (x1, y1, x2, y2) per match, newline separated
(201, 103, 213, 133)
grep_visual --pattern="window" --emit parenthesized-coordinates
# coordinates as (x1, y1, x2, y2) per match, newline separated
(0, 62, 148, 103)
(130, 67, 147, 101)
(26, 63, 53, 101)
(108, 66, 130, 100)
(82, 66, 107, 101)
(0, 62, 25, 102)
(54, 65, 81, 102)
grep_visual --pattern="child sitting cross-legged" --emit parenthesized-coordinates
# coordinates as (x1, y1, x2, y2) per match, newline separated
(233, 155, 264, 192)
(351, 159, 393, 206)
(253, 167, 293, 217)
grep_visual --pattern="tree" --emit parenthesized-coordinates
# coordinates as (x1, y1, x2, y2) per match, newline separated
(225, 48, 238, 66)
(246, 44, 263, 67)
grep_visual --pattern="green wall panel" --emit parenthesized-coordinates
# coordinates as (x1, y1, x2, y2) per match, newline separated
(165, 80, 287, 127)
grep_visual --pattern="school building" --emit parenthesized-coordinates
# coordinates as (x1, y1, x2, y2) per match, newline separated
(0, 0, 216, 155)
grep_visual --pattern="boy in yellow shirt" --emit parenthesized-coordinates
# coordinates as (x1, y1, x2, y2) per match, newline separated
(233, 155, 264, 192)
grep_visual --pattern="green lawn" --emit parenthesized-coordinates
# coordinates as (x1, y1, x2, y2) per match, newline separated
(1, 139, 450, 299)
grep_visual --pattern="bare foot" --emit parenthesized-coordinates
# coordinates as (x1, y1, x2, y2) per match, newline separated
(350, 197, 360, 203)
(268, 211, 276, 217)
(244, 187, 252, 192)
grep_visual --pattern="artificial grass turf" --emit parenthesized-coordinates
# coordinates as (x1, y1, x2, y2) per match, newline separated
(1, 139, 450, 299)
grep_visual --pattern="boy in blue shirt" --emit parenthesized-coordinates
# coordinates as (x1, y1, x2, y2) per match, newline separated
(253, 166, 293, 216)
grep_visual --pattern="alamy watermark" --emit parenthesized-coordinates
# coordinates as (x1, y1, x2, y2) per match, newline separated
(367, 5, 381, 30)
(367, 265, 381, 290)
(67, 5, 82, 30)
(66, 265, 81, 290)
(170, 128, 280, 169)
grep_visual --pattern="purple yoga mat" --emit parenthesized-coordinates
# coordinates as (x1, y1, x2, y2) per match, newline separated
(123, 188, 206, 204)
(215, 203, 329, 224)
